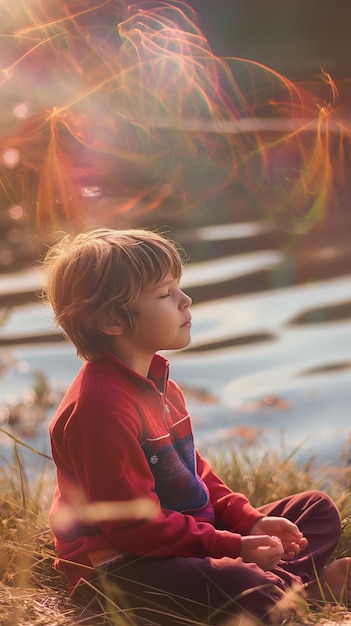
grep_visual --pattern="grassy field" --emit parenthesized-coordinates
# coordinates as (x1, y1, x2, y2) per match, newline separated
(1, 435, 351, 626)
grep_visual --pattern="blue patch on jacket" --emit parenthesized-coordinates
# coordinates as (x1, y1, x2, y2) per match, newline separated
(143, 434, 209, 513)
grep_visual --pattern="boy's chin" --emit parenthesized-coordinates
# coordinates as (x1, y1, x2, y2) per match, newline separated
(177, 336, 192, 350)
(161, 337, 192, 352)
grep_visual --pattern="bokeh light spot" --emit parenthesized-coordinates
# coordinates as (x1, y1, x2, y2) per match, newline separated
(2, 148, 20, 168)
(8, 205, 24, 221)
(13, 102, 30, 119)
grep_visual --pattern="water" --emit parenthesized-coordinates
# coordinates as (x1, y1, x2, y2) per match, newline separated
(0, 214, 350, 474)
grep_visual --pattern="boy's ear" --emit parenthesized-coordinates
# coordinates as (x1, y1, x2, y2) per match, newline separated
(100, 320, 126, 336)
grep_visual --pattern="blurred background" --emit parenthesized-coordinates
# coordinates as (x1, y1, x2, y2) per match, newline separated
(0, 0, 350, 477)
(186, 0, 351, 79)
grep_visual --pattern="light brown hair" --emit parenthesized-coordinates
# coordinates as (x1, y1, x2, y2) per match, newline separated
(43, 228, 184, 360)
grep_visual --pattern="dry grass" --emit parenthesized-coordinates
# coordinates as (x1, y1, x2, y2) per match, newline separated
(1, 436, 351, 625)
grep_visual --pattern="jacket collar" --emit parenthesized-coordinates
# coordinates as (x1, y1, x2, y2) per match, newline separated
(92, 351, 170, 393)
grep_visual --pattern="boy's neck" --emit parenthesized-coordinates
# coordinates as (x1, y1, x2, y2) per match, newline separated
(108, 344, 154, 379)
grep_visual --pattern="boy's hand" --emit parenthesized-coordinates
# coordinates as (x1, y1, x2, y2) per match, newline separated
(240, 535, 284, 570)
(249, 516, 308, 561)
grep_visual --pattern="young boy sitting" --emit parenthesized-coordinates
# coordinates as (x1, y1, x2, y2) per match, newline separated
(44, 227, 350, 625)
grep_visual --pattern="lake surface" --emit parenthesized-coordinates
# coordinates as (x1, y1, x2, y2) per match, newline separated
(0, 211, 350, 477)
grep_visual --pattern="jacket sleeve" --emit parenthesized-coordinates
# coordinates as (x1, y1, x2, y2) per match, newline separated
(56, 405, 244, 561)
(196, 451, 264, 534)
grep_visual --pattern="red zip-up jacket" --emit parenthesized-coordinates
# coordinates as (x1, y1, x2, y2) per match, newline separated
(49, 351, 263, 590)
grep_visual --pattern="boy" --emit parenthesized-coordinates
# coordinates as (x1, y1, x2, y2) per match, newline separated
(45, 227, 349, 625)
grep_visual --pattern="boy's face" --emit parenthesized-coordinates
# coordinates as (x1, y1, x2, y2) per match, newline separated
(129, 272, 192, 357)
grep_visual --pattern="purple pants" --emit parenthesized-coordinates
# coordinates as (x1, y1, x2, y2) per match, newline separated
(90, 490, 341, 624)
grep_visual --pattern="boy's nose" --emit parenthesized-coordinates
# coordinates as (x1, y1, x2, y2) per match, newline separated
(182, 291, 192, 308)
